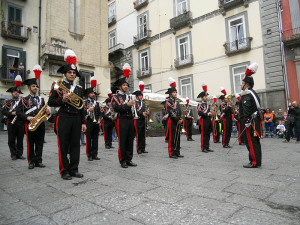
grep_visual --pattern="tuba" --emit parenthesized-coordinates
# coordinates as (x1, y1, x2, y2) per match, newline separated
(54, 79, 84, 110)
(28, 103, 49, 132)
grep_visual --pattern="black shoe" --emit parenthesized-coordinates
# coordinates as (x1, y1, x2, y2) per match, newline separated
(12, 155, 17, 160)
(137, 150, 142, 154)
(176, 155, 184, 158)
(127, 161, 137, 167)
(35, 163, 46, 168)
(62, 173, 72, 180)
(206, 149, 214, 152)
(69, 172, 84, 178)
(28, 163, 35, 169)
(243, 163, 260, 168)
(109, 146, 114, 149)
(121, 162, 128, 168)
(189, 139, 195, 141)
(88, 157, 93, 161)
(169, 155, 178, 159)
(105, 146, 110, 149)
(17, 155, 25, 160)
(92, 156, 100, 160)
(202, 150, 209, 153)
(142, 150, 148, 153)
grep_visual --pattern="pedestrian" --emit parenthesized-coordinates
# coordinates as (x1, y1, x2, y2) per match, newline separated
(111, 63, 137, 168)
(84, 86, 101, 161)
(48, 49, 86, 180)
(264, 108, 274, 137)
(17, 67, 50, 169)
(18, 62, 24, 80)
(185, 98, 194, 141)
(292, 101, 300, 144)
(283, 103, 296, 143)
(1, 75, 25, 160)
(276, 121, 286, 138)
(197, 82, 214, 153)
(240, 63, 262, 168)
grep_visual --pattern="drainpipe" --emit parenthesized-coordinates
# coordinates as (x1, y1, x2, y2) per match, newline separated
(277, 0, 290, 108)
(38, 0, 42, 95)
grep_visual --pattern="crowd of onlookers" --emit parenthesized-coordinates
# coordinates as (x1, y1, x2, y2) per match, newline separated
(262, 101, 300, 143)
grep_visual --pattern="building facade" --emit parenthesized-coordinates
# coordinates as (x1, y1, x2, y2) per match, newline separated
(108, 0, 288, 110)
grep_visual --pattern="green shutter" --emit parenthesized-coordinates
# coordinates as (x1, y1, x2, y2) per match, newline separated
(2, 46, 7, 79)
(19, 50, 26, 80)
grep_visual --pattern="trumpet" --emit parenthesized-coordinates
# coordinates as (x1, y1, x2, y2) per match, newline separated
(28, 103, 49, 132)
(129, 95, 139, 120)
(54, 79, 84, 110)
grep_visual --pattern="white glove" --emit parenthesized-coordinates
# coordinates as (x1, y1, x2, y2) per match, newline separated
(245, 123, 251, 128)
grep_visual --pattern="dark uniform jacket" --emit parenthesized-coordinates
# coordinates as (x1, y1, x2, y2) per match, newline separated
(111, 92, 133, 117)
(101, 105, 112, 120)
(185, 108, 193, 120)
(84, 98, 101, 122)
(1, 98, 21, 122)
(48, 80, 85, 124)
(166, 97, 181, 122)
(220, 102, 233, 119)
(198, 101, 211, 118)
(16, 95, 46, 120)
(239, 88, 261, 122)
(136, 100, 146, 119)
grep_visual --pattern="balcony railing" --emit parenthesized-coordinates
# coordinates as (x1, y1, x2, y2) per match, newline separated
(41, 42, 68, 59)
(109, 43, 124, 54)
(219, 0, 249, 15)
(108, 15, 116, 27)
(174, 54, 194, 69)
(224, 37, 252, 56)
(133, 0, 149, 10)
(282, 27, 300, 47)
(137, 67, 152, 78)
(133, 30, 151, 46)
(170, 11, 192, 31)
(1, 20, 30, 42)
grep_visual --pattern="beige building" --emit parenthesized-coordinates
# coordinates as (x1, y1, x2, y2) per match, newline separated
(108, 0, 286, 110)
(1, 0, 110, 102)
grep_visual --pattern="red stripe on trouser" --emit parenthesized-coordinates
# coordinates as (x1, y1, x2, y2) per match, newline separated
(237, 121, 241, 144)
(56, 116, 64, 175)
(185, 120, 188, 140)
(134, 120, 139, 152)
(212, 120, 216, 143)
(200, 119, 204, 150)
(115, 118, 122, 163)
(25, 122, 30, 164)
(102, 120, 106, 146)
(259, 119, 263, 139)
(165, 121, 169, 141)
(245, 127, 257, 166)
(7, 120, 12, 157)
(167, 118, 172, 156)
(222, 118, 226, 147)
(85, 131, 89, 157)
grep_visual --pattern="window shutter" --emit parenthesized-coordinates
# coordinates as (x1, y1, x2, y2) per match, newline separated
(79, 71, 85, 87)
(2, 46, 7, 79)
(19, 50, 26, 80)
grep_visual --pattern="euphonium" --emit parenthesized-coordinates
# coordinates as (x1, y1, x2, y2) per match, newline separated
(54, 79, 84, 110)
(226, 94, 235, 113)
(28, 103, 49, 132)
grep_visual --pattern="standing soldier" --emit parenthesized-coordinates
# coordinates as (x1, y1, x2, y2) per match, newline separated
(166, 77, 184, 159)
(101, 97, 114, 149)
(184, 98, 194, 141)
(197, 82, 214, 153)
(111, 63, 137, 168)
(133, 81, 149, 154)
(1, 75, 25, 160)
(84, 83, 101, 161)
(48, 50, 86, 180)
(240, 63, 262, 168)
(219, 87, 233, 148)
(211, 96, 220, 143)
(17, 66, 50, 169)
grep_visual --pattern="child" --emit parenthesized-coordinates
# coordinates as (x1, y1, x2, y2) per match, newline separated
(276, 121, 286, 138)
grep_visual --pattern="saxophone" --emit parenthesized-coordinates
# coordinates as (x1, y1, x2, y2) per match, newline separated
(28, 103, 49, 132)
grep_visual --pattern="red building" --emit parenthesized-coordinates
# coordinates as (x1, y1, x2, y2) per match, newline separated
(281, 0, 300, 104)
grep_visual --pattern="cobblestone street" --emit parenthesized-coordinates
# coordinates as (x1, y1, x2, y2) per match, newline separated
(0, 132, 299, 225)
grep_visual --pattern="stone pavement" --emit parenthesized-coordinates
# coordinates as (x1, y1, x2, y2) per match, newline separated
(0, 132, 300, 225)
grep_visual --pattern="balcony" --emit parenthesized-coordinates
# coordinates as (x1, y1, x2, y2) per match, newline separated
(174, 54, 194, 69)
(133, 30, 151, 47)
(41, 38, 69, 67)
(137, 67, 152, 78)
(108, 15, 116, 27)
(109, 43, 124, 55)
(283, 27, 300, 48)
(133, 0, 149, 10)
(170, 11, 192, 33)
(224, 37, 252, 56)
(219, 0, 249, 15)
(1, 21, 30, 42)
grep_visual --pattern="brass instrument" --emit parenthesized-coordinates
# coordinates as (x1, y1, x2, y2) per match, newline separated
(226, 94, 235, 113)
(28, 103, 49, 132)
(54, 79, 84, 110)
(11, 115, 17, 124)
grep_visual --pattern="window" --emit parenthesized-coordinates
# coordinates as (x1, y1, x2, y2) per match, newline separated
(1, 46, 26, 81)
(7, 4, 22, 36)
(228, 15, 246, 50)
(108, 2, 116, 21)
(137, 12, 148, 38)
(231, 64, 248, 94)
(176, 33, 192, 62)
(179, 76, 193, 99)
(175, 0, 188, 16)
(139, 49, 150, 73)
(108, 30, 116, 48)
(79, 70, 94, 89)
(69, 0, 81, 33)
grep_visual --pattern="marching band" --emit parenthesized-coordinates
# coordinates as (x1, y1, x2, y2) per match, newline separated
(1, 49, 265, 181)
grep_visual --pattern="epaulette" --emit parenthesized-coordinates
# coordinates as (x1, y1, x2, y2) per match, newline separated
(241, 90, 250, 96)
